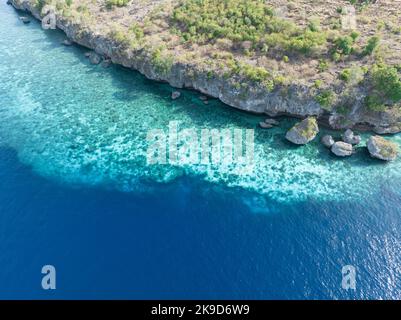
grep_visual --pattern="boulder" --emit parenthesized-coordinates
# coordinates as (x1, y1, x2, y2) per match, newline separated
(374, 125, 401, 135)
(259, 122, 274, 129)
(285, 117, 319, 145)
(331, 141, 353, 157)
(367, 136, 398, 161)
(199, 95, 208, 101)
(343, 129, 361, 145)
(89, 52, 101, 65)
(84, 52, 92, 58)
(7, 0, 11, 5)
(62, 40, 73, 46)
(20, 17, 31, 24)
(171, 91, 181, 100)
(321, 135, 335, 148)
(264, 118, 279, 126)
(62, 39, 73, 46)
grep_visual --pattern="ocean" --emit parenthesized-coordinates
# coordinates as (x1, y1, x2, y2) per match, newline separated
(0, 2, 400, 299)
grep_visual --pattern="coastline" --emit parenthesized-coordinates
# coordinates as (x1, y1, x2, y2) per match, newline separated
(9, 0, 401, 134)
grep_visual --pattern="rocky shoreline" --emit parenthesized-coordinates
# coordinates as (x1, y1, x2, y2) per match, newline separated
(9, 0, 401, 136)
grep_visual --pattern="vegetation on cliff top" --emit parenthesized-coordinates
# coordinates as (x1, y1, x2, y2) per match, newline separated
(172, 0, 327, 56)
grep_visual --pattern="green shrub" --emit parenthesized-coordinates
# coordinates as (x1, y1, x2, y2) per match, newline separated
(318, 59, 329, 72)
(308, 18, 321, 32)
(106, 0, 129, 9)
(129, 22, 144, 40)
(333, 35, 355, 55)
(316, 90, 335, 110)
(340, 69, 351, 82)
(340, 66, 365, 84)
(365, 64, 401, 111)
(109, 29, 130, 47)
(362, 36, 380, 56)
(371, 64, 401, 102)
(336, 105, 351, 115)
(172, 0, 326, 56)
(151, 46, 174, 75)
(314, 80, 323, 88)
(34, 0, 51, 12)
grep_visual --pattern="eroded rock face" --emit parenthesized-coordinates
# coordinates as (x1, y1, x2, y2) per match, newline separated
(285, 117, 319, 145)
(343, 129, 361, 145)
(367, 136, 398, 161)
(322, 135, 335, 148)
(331, 142, 353, 157)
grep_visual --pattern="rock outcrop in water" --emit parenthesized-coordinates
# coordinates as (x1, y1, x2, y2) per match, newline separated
(343, 129, 361, 145)
(331, 142, 353, 157)
(367, 136, 398, 161)
(19, 16, 30, 24)
(62, 39, 73, 46)
(171, 91, 181, 100)
(89, 52, 101, 65)
(322, 135, 335, 148)
(286, 117, 319, 145)
(8, 0, 401, 134)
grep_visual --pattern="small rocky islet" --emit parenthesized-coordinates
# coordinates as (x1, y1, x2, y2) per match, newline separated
(281, 116, 398, 161)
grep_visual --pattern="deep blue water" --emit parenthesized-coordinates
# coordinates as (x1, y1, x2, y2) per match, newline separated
(0, 2, 401, 299)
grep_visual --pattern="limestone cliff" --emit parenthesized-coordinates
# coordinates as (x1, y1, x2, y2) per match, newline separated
(10, 0, 401, 133)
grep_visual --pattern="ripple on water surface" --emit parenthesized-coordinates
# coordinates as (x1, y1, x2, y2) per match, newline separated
(0, 10, 400, 203)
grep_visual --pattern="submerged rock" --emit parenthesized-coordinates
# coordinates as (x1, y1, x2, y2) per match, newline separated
(367, 136, 398, 161)
(264, 118, 279, 126)
(322, 135, 335, 148)
(20, 17, 31, 24)
(374, 125, 401, 135)
(199, 95, 208, 101)
(259, 122, 274, 129)
(62, 39, 73, 46)
(89, 52, 101, 65)
(171, 91, 181, 100)
(285, 117, 319, 145)
(102, 59, 112, 68)
(343, 129, 361, 145)
(84, 52, 92, 58)
(7, 0, 11, 4)
(331, 141, 353, 157)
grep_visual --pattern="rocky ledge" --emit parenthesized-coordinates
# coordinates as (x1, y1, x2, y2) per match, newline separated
(285, 117, 319, 145)
(367, 136, 398, 161)
(9, 0, 401, 134)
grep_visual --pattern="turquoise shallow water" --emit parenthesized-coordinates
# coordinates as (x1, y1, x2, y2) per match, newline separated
(1, 4, 401, 204)
(1, 3, 401, 299)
